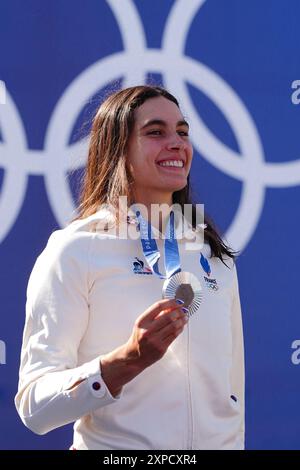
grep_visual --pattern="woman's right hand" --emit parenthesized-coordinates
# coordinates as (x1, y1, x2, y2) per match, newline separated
(100, 299, 188, 397)
(125, 299, 189, 369)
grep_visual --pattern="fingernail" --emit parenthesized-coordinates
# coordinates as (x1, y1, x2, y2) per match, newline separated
(176, 299, 184, 305)
(181, 307, 189, 314)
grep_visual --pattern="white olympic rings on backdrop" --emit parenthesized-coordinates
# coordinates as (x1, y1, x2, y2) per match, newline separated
(0, 0, 299, 250)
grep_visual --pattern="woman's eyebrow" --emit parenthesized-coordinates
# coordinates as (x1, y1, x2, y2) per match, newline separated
(140, 119, 189, 130)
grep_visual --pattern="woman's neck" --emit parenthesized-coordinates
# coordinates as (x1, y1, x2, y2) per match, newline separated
(131, 191, 173, 234)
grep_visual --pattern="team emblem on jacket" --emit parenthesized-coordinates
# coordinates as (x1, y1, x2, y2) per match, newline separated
(132, 257, 152, 275)
(200, 253, 219, 291)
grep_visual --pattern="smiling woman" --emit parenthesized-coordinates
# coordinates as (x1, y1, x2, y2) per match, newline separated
(15, 85, 244, 450)
(126, 96, 193, 213)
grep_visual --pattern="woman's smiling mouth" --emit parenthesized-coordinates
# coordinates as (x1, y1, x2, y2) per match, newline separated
(156, 159, 185, 168)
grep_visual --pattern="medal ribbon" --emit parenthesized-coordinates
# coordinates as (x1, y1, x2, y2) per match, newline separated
(135, 210, 181, 279)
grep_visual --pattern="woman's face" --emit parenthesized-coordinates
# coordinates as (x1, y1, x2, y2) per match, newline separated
(126, 96, 193, 203)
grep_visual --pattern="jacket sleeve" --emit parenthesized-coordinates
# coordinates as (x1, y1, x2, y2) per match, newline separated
(230, 263, 245, 440)
(15, 230, 120, 435)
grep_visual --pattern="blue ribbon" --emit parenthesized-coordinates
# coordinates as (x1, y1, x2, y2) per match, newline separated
(135, 210, 181, 279)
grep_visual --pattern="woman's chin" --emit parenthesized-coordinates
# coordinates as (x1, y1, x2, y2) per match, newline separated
(159, 175, 187, 192)
(170, 180, 188, 193)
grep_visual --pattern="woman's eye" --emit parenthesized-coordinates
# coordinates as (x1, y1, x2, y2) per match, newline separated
(148, 130, 189, 137)
(178, 130, 189, 136)
(148, 130, 162, 135)
(146, 129, 189, 137)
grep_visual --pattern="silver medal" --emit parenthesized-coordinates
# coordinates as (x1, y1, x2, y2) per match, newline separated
(162, 271, 203, 316)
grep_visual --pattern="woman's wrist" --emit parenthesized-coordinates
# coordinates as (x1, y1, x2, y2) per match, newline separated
(100, 343, 144, 397)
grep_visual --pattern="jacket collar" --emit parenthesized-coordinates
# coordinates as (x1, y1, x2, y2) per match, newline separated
(75, 204, 207, 246)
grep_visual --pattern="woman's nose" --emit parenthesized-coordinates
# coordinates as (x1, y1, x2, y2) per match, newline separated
(166, 134, 185, 150)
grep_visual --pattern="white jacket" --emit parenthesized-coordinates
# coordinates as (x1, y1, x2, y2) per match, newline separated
(15, 210, 245, 450)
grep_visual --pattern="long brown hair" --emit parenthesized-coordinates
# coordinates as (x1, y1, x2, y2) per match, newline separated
(75, 85, 236, 262)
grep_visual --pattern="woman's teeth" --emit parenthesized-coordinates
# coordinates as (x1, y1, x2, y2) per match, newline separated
(158, 160, 183, 168)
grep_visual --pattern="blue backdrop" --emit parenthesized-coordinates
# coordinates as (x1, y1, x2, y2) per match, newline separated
(1, 0, 300, 450)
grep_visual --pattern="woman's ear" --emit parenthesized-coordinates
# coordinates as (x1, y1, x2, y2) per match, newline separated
(125, 158, 134, 182)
